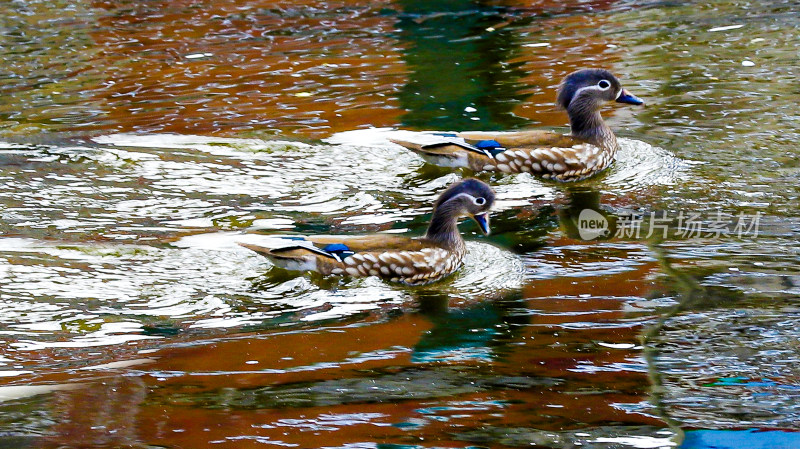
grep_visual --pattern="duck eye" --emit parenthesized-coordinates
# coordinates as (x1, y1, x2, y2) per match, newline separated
(598, 80, 611, 90)
(473, 197, 486, 206)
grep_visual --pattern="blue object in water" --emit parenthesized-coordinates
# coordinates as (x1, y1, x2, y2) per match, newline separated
(682, 429, 800, 449)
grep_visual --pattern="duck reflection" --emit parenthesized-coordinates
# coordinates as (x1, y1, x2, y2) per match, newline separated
(413, 290, 528, 363)
(488, 204, 556, 253)
(558, 187, 617, 241)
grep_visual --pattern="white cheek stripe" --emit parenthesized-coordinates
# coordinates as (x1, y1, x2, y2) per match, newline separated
(445, 192, 489, 208)
(447, 193, 478, 204)
(570, 85, 605, 106)
(615, 89, 623, 99)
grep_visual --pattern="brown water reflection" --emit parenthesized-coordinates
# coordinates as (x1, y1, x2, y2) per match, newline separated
(89, 0, 406, 136)
(4, 0, 800, 447)
(2, 0, 626, 138)
(18, 248, 666, 448)
(1, 0, 672, 445)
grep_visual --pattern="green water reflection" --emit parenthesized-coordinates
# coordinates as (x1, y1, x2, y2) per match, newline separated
(395, 0, 531, 130)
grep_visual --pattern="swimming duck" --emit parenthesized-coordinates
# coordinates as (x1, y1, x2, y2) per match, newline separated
(239, 178, 495, 286)
(390, 69, 644, 181)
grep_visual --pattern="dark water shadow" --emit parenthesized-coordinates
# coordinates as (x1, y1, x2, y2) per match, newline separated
(557, 187, 618, 242)
(412, 290, 529, 363)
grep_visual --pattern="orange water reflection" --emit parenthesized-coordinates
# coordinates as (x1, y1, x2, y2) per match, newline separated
(27, 254, 666, 448)
(73, 0, 626, 138)
(0, 0, 674, 446)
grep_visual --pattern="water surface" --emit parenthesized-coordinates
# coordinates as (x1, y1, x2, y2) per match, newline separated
(1, 0, 799, 448)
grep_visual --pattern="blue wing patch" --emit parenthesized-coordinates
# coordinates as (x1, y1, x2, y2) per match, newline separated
(475, 139, 501, 149)
(323, 243, 350, 252)
(475, 139, 506, 157)
(322, 243, 354, 261)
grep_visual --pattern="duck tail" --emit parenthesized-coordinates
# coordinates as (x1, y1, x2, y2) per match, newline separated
(389, 138, 472, 168)
(237, 242, 280, 258)
(238, 242, 320, 272)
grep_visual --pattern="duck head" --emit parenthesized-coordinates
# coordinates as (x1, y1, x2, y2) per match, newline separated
(429, 178, 496, 238)
(557, 69, 644, 111)
(555, 69, 643, 142)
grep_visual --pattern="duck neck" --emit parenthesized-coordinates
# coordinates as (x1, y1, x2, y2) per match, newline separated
(425, 202, 465, 251)
(568, 107, 618, 153)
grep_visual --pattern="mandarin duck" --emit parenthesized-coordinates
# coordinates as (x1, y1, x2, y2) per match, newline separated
(390, 69, 644, 181)
(239, 178, 495, 286)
